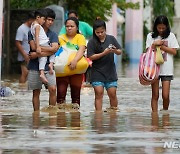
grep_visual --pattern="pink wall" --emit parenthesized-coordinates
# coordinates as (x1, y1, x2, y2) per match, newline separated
(125, 0, 144, 62)
(106, 3, 117, 38)
(125, 0, 143, 43)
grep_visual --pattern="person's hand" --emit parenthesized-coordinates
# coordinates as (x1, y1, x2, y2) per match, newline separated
(68, 60, 77, 70)
(36, 47, 41, 54)
(104, 48, 112, 54)
(29, 52, 38, 59)
(163, 41, 168, 47)
(24, 54, 30, 63)
(110, 45, 117, 53)
(54, 46, 59, 51)
(154, 40, 164, 46)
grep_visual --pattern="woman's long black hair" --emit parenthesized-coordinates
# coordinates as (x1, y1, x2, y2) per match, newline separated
(152, 15, 171, 39)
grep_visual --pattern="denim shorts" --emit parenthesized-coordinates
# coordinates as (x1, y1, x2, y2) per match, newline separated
(91, 81, 117, 90)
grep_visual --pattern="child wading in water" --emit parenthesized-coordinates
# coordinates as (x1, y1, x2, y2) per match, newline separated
(145, 15, 179, 112)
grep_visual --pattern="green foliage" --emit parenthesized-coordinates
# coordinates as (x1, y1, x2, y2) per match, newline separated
(10, 0, 59, 9)
(115, 0, 140, 10)
(143, 0, 175, 51)
(10, 0, 140, 25)
(152, 0, 174, 25)
(144, 0, 175, 26)
(65, 0, 113, 25)
(65, 0, 139, 25)
(10, 0, 174, 27)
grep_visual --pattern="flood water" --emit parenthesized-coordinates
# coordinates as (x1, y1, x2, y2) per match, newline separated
(1, 59, 180, 154)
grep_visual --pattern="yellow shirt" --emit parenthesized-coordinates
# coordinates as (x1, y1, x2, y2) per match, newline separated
(58, 33, 86, 47)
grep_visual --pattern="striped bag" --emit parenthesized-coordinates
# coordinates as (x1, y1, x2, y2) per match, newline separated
(139, 47, 160, 85)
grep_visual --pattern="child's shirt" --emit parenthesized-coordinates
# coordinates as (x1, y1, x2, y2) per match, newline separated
(31, 23, 49, 45)
(146, 32, 179, 76)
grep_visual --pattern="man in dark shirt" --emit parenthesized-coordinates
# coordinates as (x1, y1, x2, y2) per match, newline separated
(28, 8, 59, 111)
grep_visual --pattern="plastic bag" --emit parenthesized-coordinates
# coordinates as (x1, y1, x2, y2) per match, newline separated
(139, 47, 160, 85)
(0, 87, 15, 97)
(54, 42, 89, 77)
(155, 46, 164, 64)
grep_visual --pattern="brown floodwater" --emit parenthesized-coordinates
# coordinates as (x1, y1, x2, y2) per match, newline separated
(1, 59, 180, 154)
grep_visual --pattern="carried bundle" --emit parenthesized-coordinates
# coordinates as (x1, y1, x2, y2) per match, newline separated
(54, 42, 89, 77)
(139, 47, 160, 85)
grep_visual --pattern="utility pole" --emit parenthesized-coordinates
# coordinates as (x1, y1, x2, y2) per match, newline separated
(2, 0, 10, 76)
(0, 0, 4, 83)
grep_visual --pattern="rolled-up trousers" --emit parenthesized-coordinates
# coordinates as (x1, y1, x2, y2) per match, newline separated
(56, 74, 83, 105)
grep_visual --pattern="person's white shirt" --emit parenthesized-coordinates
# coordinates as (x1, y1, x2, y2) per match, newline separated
(146, 32, 179, 76)
(31, 23, 49, 45)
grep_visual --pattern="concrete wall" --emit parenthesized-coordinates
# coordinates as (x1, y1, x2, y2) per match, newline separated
(174, 0, 180, 17)
(172, 0, 180, 45)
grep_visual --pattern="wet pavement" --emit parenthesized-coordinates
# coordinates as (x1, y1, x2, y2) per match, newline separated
(1, 59, 180, 154)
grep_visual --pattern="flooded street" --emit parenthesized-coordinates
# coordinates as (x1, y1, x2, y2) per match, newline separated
(1, 59, 180, 154)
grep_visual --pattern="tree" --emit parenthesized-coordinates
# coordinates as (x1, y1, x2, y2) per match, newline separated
(143, 0, 175, 44)
(63, 0, 139, 25)
(10, 0, 139, 25)
(10, 0, 59, 9)
(144, 0, 174, 26)
(152, 0, 174, 25)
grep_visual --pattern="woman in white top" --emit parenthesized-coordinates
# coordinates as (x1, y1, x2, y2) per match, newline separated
(146, 15, 179, 112)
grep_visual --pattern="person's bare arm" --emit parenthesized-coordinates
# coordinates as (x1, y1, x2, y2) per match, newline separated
(89, 48, 111, 61)
(111, 45, 122, 55)
(29, 39, 36, 51)
(34, 25, 41, 53)
(160, 46, 177, 55)
(15, 40, 29, 62)
(28, 40, 38, 59)
(29, 40, 59, 59)
(68, 45, 86, 70)
(41, 42, 59, 56)
(152, 40, 177, 55)
(152, 40, 164, 49)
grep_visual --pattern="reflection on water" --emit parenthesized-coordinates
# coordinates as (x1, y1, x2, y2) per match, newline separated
(32, 111, 81, 130)
(1, 59, 180, 153)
